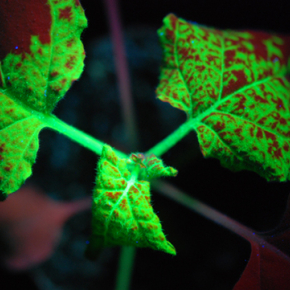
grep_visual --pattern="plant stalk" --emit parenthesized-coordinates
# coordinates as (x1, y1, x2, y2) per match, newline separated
(103, 0, 139, 150)
(146, 119, 194, 157)
(43, 114, 127, 158)
(115, 246, 136, 290)
(152, 180, 254, 240)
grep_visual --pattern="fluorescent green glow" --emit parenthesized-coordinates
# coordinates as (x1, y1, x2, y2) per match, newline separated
(43, 114, 126, 158)
(0, 92, 45, 195)
(1, 4, 87, 113)
(0, 0, 87, 196)
(146, 120, 193, 156)
(115, 246, 136, 290)
(87, 145, 177, 256)
(156, 14, 290, 181)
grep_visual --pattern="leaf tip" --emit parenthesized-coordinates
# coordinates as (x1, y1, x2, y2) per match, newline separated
(164, 241, 176, 255)
(168, 167, 178, 177)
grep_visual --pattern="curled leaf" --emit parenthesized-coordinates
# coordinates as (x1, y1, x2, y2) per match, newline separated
(86, 145, 177, 258)
(128, 152, 178, 180)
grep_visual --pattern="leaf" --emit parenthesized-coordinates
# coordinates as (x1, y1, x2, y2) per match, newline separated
(128, 152, 178, 180)
(156, 14, 290, 181)
(0, 185, 91, 270)
(86, 145, 177, 258)
(0, 0, 87, 196)
(234, 195, 290, 290)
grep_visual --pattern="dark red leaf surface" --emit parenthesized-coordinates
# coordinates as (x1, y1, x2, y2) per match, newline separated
(234, 195, 290, 290)
(0, 0, 82, 59)
(0, 0, 49, 59)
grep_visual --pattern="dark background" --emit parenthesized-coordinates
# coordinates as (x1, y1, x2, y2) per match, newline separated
(1, 0, 290, 289)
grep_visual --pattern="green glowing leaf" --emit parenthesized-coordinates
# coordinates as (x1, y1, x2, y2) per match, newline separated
(86, 145, 177, 257)
(157, 14, 290, 181)
(127, 152, 178, 180)
(0, 0, 87, 197)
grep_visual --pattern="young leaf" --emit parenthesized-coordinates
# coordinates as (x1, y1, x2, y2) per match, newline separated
(234, 195, 290, 290)
(0, 0, 87, 196)
(157, 14, 290, 181)
(86, 145, 177, 258)
(128, 152, 178, 180)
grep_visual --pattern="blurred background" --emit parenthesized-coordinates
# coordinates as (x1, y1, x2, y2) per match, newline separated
(1, 0, 290, 289)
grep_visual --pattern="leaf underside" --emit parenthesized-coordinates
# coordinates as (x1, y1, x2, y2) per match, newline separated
(0, 0, 87, 196)
(86, 145, 177, 257)
(157, 14, 290, 181)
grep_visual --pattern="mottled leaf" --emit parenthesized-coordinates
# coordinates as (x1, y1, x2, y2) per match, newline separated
(157, 14, 290, 181)
(86, 145, 177, 258)
(127, 152, 178, 180)
(0, 0, 87, 196)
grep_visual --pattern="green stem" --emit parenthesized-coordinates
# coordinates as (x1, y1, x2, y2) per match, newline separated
(42, 114, 127, 158)
(43, 113, 194, 160)
(115, 246, 136, 290)
(146, 119, 193, 157)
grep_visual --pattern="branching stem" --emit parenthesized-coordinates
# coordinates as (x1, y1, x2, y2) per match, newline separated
(42, 114, 195, 160)
(146, 119, 194, 157)
(43, 114, 127, 158)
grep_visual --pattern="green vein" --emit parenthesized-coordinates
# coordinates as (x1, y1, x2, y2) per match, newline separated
(217, 33, 225, 102)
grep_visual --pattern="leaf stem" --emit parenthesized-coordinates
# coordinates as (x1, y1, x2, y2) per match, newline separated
(43, 114, 127, 158)
(43, 113, 195, 160)
(152, 180, 257, 241)
(103, 0, 139, 150)
(146, 120, 193, 157)
(42, 110, 197, 163)
(153, 180, 290, 264)
(115, 246, 136, 290)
